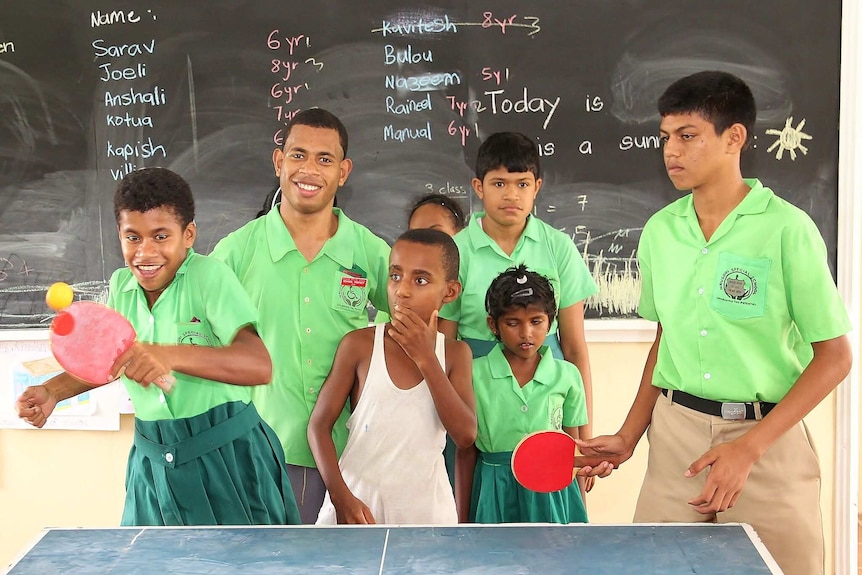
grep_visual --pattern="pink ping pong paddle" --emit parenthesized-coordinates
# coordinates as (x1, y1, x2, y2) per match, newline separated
(50, 301, 174, 393)
(511, 430, 620, 493)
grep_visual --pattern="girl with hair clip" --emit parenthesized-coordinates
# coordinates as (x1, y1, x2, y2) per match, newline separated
(407, 193, 467, 237)
(457, 265, 611, 524)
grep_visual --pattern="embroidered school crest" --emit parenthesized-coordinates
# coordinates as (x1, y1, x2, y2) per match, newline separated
(332, 264, 369, 312)
(720, 268, 757, 301)
(179, 328, 214, 346)
(549, 400, 564, 430)
(711, 252, 771, 319)
(339, 276, 368, 309)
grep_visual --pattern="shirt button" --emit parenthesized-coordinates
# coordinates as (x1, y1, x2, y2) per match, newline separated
(701, 248, 709, 254)
(304, 297, 310, 303)
(697, 288, 705, 295)
(159, 393, 166, 404)
(306, 328, 311, 334)
(704, 373, 712, 380)
(700, 330, 708, 337)
(165, 452, 174, 463)
(520, 405, 528, 413)
(303, 267, 309, 273)
(308, 387, 315, 394)
(306, 359, 312, 365)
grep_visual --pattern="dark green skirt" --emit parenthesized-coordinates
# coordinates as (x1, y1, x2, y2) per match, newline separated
(122, 401, 300, 526)
(469, 451, 588, 524)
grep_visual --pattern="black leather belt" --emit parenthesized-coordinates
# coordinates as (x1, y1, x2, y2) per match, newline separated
(661, 388, 775, 420)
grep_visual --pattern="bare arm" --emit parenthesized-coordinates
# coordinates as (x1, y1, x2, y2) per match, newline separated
(455, 445, 477, 522)
(577, 323, 663, 462)
(389, 308, 477, 447)
(686, 334, 852, 513)
(15, 372, 95, 428)
(110, 326, 272, 387)
(434, 338, 477, 447)
(307, 331, 376, 524)
(558, 301, 593, 442)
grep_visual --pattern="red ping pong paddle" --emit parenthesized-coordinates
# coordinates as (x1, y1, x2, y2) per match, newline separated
(50, 301, 174, 393)
(511, 430, 619, 493)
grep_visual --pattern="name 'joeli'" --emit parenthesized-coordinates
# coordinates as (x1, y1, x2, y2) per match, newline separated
(484, 88, 560, 130)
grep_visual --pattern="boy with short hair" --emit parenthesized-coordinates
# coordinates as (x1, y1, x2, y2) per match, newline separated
(16, 167, 299, 526)
(438, 132, 598, 493)
(578, 71, 852, 575)
(308, 229, 475, 524)
(210, 109, 391, 522)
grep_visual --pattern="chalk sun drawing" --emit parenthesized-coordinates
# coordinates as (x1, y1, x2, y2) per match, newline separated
(765, 117, 812, 161)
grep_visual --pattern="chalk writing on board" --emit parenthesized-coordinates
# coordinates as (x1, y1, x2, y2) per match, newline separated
(372, 13, 542, 37)
(90, 9, 154, 28)
(0, 255, 34, 282)
(0, 1, 841, 327)
(91, 9, 167, 181)
(267, 29, 321, 146)
(766, 117, 812, 161)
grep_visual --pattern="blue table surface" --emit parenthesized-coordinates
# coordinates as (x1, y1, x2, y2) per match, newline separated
(5, 523, 781, 575)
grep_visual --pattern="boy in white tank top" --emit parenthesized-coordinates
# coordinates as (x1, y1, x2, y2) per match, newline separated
(309, 229, 476, 524)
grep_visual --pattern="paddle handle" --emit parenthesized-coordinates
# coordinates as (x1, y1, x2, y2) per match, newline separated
(153, 373, 176, 393)
(574, 454, 622, 469)
(116, 361, 175, 393)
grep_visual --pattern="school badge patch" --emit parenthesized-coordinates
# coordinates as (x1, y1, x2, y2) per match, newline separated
(711, 253, 770, 319)
(333, 264, 369, 312)
(177, 321, 216, 346)
(720, 268, 757, 301)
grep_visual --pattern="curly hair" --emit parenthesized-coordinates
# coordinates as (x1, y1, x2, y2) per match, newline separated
(113, 167, 194, 227)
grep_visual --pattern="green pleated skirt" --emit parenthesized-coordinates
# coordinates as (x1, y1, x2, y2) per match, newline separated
(122, 401, 300, 526)
(469, 450, 588, 524)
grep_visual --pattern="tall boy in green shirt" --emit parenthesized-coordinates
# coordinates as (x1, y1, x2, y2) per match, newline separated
(211, 109, 390, 523)
(579, 71, 852, 575)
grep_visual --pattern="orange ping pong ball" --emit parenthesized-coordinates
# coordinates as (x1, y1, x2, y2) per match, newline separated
(51, 311, 75, 336)
(46, 282, 74, 311)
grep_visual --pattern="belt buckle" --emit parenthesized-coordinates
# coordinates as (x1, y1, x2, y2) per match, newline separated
(720, 402, 746, 420)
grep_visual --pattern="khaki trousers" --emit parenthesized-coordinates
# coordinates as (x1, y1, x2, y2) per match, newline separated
(634, 392, 823, 575)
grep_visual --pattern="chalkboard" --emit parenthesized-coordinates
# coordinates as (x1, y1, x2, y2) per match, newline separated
(0, 0, 841, 327)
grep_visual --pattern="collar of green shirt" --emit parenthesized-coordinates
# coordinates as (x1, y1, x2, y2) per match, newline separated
(264, 206, 354, 269)
(465, 212, 542, 251)
(665, 178, 773, 219)
(487, 343, 557, 386)
(118, 247, 195, 293)
(665, 179, 773, 244)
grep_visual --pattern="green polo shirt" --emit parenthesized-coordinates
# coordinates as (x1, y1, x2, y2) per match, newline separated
(106, 249, 258, 421)
(639, 179, 852, 403)
(210, 207, 390, 467)
(473, 344, 587, 453)
(440, 213, 597, 343)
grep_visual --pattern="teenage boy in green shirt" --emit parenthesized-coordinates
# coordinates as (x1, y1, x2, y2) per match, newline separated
(578, 71, 852, 575)
(16, 167, 299, 526)
(211, 109, 390, 523)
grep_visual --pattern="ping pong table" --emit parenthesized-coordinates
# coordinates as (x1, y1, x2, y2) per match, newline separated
(4, 523, 782, 574)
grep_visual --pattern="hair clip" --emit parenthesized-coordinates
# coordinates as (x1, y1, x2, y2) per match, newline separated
(516, 275, 528, 284)
(511, 287, 533, 299)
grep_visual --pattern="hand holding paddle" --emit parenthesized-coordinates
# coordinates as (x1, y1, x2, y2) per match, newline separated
(512, 430, 620, 493)
(47, 285, 174, 393)
(109, 341, 176, 392)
